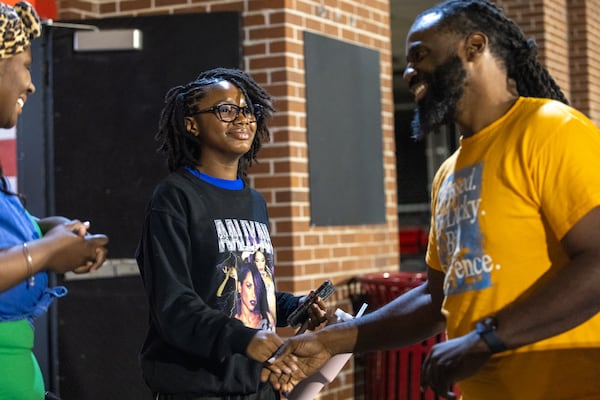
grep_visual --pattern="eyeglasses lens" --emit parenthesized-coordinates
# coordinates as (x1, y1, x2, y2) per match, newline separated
(217, 105, 256, 122)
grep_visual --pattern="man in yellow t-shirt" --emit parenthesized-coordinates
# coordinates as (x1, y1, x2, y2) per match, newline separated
(426, 96, 600, 399)
(263, 1, 600, 399)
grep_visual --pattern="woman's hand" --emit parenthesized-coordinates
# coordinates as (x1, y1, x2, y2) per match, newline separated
(246, 330, 285, 364)
(43, 221, 108, 274)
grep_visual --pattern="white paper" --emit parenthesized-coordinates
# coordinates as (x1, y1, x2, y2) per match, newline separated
(286, 304, 367, 400)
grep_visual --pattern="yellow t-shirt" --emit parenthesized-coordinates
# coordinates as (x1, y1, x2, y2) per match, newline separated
(426, 97, 600, 399)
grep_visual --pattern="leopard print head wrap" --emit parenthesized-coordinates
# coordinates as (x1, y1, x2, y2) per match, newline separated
(0, 1, 41, 59)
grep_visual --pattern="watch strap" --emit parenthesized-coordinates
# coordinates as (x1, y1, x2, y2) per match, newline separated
(476, 317, 507, 353)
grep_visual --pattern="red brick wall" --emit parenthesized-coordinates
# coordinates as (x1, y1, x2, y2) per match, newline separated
(498, 0, 600, 126)
(566, 0, 600, 122)
(497, 0, 570, 95)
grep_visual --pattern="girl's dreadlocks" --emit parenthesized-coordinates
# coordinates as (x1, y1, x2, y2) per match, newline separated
(425, 0, 568, 104)
(155, 68, 274, 182)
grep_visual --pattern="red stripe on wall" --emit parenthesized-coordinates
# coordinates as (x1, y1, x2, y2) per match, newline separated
(3, 0, 57, 19)
(0, 139, 17, 176)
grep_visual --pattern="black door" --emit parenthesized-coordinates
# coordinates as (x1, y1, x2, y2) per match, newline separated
(49, 12, 242, 399)
(52, 12, 242, 258)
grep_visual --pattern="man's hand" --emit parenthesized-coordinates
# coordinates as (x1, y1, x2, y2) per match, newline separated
(421, 331, 491, 398)
(261, 332, 334, 393)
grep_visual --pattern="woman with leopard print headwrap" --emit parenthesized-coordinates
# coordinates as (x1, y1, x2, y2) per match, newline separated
(0, 1, 40, 128)
(0, 2, 109, 399)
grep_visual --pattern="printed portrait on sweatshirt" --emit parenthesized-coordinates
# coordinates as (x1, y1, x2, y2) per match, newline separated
(214, 249, 276, 331)
(234, 260, 275, 329)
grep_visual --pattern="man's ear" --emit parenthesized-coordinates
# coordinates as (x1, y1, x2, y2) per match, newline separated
(184, 117, 199, 136)
(465, 32, 487, 61)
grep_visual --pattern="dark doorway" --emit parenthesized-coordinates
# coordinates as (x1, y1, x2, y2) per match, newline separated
(52, 12, 242, 258)
(48, 12, 242, 399)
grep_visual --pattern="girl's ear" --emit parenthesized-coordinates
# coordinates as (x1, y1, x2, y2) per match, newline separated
(184, 117, 199, 136)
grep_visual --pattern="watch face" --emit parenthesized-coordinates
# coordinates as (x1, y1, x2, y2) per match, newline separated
(477, 316, 506, 353)
(483, 316, 498, 329)
(477, 316, 498, 333)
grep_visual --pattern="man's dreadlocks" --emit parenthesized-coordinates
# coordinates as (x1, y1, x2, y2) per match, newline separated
(425, 0, 568, 104)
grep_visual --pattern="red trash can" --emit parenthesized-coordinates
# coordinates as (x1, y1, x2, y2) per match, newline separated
(356, 272, 455, 400)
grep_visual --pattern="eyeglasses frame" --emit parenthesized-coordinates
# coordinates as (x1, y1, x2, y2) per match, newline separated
(190, 103, 261, 123)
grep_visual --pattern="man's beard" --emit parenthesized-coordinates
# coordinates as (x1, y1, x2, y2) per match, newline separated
(410, 54, 466, 141)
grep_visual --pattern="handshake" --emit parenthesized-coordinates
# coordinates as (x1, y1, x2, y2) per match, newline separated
(245, 281, 365, 396)
(252, 303, 366, 397)
(260, 328, 337, 395)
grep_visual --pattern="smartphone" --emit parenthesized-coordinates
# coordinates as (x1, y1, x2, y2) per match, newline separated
(287, 280, 335, 328)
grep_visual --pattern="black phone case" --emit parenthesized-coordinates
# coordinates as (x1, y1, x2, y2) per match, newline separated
(287, 280, 335, 327)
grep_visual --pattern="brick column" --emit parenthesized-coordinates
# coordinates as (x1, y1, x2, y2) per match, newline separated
(498, 0, 571, 97)
(567, 0, 600, 124)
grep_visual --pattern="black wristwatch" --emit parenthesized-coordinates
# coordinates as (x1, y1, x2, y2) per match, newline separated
(476, 316, 507, 353)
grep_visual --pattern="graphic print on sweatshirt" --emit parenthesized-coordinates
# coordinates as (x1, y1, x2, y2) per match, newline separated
(435, 163, 500, 295)
(214, 218, 276, 331)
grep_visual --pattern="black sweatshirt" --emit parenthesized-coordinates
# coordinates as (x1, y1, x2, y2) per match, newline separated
(136, 168, 300, 396)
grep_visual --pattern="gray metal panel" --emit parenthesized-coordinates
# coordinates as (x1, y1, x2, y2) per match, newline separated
(73, 29, 143, 51)
(304, 32, 386, 226)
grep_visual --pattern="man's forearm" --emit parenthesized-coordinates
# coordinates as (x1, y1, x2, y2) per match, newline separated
(316, 279, 446, 356)
(354, 282, 446, 353)
(494, 253, 600, 351)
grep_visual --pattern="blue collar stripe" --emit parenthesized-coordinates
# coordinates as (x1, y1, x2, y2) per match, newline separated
(185, 167, 244, 190)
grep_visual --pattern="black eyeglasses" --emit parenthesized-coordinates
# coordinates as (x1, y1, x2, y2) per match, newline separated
(191, 103, 260, 123)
